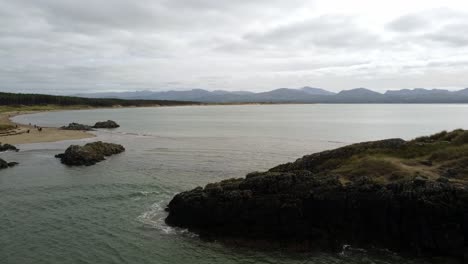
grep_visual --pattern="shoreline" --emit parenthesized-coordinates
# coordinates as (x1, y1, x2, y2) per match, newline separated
(0, 109, 95, 145)
(0, 104, 202, 145)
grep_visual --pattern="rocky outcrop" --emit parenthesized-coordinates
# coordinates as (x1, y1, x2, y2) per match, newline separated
(92, 120, 120, 129)
(0, 158, 18, 169)
(165, 130, 468, 260)
(0, 143, 19, 152)
(61, 123, 94, 131)
(55, 141, 125, 166)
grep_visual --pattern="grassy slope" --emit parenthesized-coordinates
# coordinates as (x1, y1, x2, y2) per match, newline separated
(317, 130, 468, 185)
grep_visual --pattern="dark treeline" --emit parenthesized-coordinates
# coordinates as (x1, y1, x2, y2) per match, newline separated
(0, 92, 199, 107)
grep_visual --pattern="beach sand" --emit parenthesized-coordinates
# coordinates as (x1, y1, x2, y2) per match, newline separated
(0, 111, 95, 145)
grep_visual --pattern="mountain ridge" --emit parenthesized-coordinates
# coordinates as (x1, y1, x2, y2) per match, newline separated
(75, 87, 468, 103)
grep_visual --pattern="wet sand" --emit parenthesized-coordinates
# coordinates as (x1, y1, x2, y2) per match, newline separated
(0, 111, 94, 144)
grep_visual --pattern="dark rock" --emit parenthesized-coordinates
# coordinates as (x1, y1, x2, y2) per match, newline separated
(413, 175, 427, 185)
(92, 120, 120, 129)
(7, 162, 19, 167)
(0, 143, 19, 152)
(61, 123, 94, 131)
(0, 158, 8, 169)
(165, 132, 468, 260)
(55, 141, 125, 166)
(437, 177, 449, 183)
(0, 158, 17, 169)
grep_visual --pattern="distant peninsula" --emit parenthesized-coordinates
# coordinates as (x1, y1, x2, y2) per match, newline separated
(165, 130, 468, 260)
(76, 87, 468, 104)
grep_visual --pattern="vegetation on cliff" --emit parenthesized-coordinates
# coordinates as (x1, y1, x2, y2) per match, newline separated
(165, 130, 468, 260)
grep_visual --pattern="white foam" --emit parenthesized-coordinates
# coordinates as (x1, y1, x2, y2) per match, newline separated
(137, 199, 198, 237)
(137, 199, 183, 235)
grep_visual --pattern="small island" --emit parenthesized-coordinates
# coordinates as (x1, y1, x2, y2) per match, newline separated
(0, 143, 19, 152)
(0, 158, 18, 169)
(92, 120, 120, 129)
(55, 141, 125, 166)
(165, 130, 468, 260)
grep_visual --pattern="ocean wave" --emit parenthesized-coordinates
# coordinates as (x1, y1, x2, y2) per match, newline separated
(137, 199, 197, 237)
(137, 200, 174, 234)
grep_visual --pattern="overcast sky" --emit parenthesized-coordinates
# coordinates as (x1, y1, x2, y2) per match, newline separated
(1, 0, 468, 94)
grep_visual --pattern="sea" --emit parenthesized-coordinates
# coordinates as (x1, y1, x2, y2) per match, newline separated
(2, 104, 467, 264)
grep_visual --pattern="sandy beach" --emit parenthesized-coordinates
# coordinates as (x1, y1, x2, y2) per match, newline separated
(0, 111, 95, 145)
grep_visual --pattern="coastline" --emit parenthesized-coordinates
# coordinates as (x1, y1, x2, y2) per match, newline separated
(0, 103, 282, 145)
(0, 103, 203, 145)
(0, 109, 95, 145)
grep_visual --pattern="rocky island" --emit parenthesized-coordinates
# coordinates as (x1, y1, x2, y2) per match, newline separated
(0, 143, 19, 152)
(165, 130, 468, 260)
(61, 120, 120, 130)
(61, 122, 94, 131)
(55, 141, 125, 166)
(0, 158, 18, 169)
(92, 120, 120, 128)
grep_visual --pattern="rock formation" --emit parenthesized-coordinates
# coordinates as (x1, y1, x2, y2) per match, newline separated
(165, 130, 468, 260)
(0, 143, 19, 152)
(92, 120, 120, 128)
(61, 123, 94, 131)
(55, 141, 125, 166)
(0, 158, 18, 169)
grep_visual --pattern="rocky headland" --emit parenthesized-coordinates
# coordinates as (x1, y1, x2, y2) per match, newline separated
(165, 130, 468, 260)
(55, 141, 125, 166)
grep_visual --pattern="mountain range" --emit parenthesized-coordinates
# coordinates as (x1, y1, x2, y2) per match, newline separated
(75, 87, 468, 103)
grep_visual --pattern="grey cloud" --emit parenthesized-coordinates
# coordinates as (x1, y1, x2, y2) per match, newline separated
(387, 14, 430, 32)
(242, 16, 382, 50)
(424, 23, 468, 46)
(1, 1, 468, 94)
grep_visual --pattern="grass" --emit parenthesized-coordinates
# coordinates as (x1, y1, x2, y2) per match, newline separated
(315, 129, 468, 185)
(0, 104, 91, 114)
(0, 124, 15, 131)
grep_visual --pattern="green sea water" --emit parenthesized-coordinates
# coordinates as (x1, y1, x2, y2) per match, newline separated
(2, 104, 467, 264)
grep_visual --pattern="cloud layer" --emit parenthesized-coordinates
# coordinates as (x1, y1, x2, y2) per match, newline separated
(1, 0, 468, 93)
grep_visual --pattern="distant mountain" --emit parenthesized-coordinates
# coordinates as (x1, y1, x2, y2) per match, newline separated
(76, 87, 335, 103)
(332, 88, 384, 103)
(300, 87, 335, 96)
(76, 87, 468, 103)
(385, 88, 451, 96)
(383, 88, 468, 103)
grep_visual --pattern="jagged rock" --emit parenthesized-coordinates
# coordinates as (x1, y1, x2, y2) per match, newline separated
(0, 143, 19, 152)
(0, 159, 18, 169)
(165, 131, 468, 260)
(55, 141, 125, 166)
(92, 120, 120, 129)
(7, 162, 18, 167)
(0, 158, 8, 169)
(61, 123, 94, 131)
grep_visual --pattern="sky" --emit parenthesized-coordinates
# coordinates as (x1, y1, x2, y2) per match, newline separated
(1, 0, 468, 94)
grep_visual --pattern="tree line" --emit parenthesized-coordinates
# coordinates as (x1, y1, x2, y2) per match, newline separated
(0, 92, 198, 107)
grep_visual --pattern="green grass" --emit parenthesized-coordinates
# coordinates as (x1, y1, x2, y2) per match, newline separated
(0, 124, 15, 131)
(316, 130, 468, 184)
(0, 104, 91, 114)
